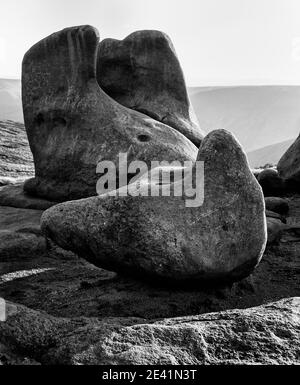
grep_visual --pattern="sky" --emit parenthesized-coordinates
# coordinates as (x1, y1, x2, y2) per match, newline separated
(1, 0, 300, 85)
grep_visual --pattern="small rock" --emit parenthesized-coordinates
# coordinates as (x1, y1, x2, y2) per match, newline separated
(265, 197, 289, 216)
(266, 217, 285, 245)
(0, 183, 56, 210)
(257, 168, 285, 197)
(265, 210, 286, 224)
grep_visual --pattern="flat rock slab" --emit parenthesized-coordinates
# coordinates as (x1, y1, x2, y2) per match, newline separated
(0, 297, 299, 364)
(0, 184, 56, 210)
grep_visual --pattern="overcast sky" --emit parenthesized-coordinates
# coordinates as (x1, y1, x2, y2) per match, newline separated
(1, 0, 300, 85)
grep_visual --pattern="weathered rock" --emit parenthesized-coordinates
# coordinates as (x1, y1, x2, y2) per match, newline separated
(277, 134, 300, 192)
(0, 298, 299, 364)
(97, 30, 204, 147)
(42, 129, 267, 283)
(22, 25, 197, 202)
(0, 183, 56, 210)
(257, 168, 285, 197)
(265, 197, 289, 216)
(266, 217, 285, 245)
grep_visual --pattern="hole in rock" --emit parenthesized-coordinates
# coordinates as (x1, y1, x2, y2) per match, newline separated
(35, 113, 45, 126)
(53, 117, 67, 127)
(137, 134, 151, 142)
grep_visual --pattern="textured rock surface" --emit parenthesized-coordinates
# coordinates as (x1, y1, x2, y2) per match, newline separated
(42, 129, 267, 283)
(0, 298, 299, 364)
(278, 134, 300, 192)
(22, 25, 197, 201)
(257, 168, 285, 196)
(265, 197, 289, 216)
(0, 183, 56, 210)
(97, 30, 204, 147)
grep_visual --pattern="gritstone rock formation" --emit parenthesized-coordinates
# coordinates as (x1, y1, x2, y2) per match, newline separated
(277, 134, 300, 192)
(97, 30, 204, 147)
(41, 129, 267, 283)
(1, 298, 299, 364)
(22, 25, 197, 202)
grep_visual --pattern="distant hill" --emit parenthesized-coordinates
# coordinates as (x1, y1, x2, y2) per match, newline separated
(188, 86, 300, 153)
(246, 138, 294, 168)
(0, 78, 23, 122)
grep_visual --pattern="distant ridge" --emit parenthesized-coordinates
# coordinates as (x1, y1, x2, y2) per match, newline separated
(0, 78, 23, 122)
(188, 85, 300, 153)
(246, 138, 295, 168)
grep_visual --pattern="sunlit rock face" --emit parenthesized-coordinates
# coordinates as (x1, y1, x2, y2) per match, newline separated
(97, 30, 204, 147)
(22, 25, 198, 202)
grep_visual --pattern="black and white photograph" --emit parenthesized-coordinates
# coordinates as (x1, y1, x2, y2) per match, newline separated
(0, 0, 299, 374)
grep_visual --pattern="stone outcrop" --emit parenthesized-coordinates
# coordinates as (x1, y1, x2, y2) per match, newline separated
(97, 30, 204, 147)
(22, 25, 197, 202)
(277, 134, 300, 192)
(41, 129, 267, 283)
(0, 298, 299, 364)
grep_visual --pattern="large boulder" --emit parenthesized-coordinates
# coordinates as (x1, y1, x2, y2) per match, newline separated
(97, 30, 204, 147)
(41, 129, 267, 284)
(257, 168, 285, 196)
(22, 25, 197, 202)
(277, 134, 300, 192)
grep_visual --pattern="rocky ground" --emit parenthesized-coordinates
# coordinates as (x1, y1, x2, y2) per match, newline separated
(0, 119, 299, 364)
(0, 121, 33, 182)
